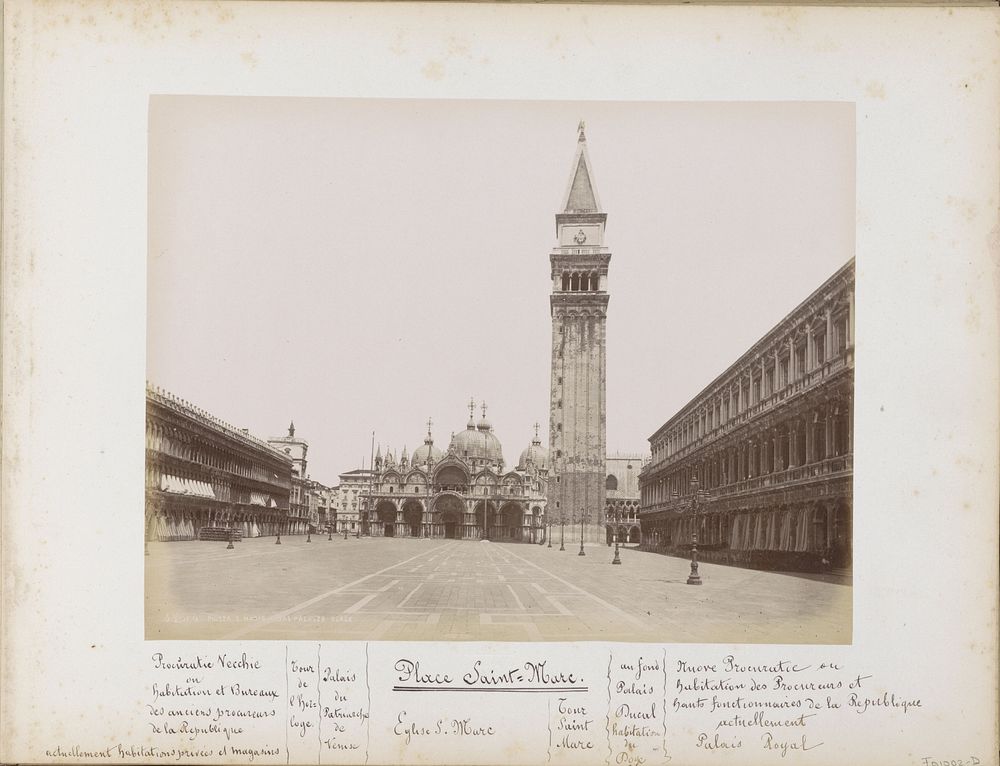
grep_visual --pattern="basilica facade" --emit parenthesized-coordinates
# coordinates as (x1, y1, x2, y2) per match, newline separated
(362, 402, 549, 542)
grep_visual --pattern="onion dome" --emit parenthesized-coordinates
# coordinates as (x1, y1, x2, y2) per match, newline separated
(477, 401, 492, 432)
(412, 418, 444, 466)
(517, 422, 549, 471)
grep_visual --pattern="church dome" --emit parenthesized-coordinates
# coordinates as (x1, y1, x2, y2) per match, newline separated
(449, 427, 504, 466)
(412, 440, 443, 466)
(411, 419, 444, 466)
(517, 426, 549, 471)
(449, 401, 504, 467)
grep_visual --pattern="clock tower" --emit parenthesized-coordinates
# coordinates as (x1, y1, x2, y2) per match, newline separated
(547, 122, 610, 543)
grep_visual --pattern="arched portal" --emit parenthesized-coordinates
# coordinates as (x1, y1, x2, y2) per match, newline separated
(433, 494, 465, 540)
(402, 499, 423, 538)
(498, 502, 524, 542)
(434, 465, 469, 493)
(376, 500, 396, 537)
(627, 526, 640, 545)
(474, 500, 498, 540)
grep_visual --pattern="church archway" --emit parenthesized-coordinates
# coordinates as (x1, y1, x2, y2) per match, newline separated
(498, 502, 524, 542)
(474, 500, 498, 540)
(376, 500, 396, 537)
(433, 464, 469, 493)
(402, 500, 423, 537)
(433, 494, 466, 539)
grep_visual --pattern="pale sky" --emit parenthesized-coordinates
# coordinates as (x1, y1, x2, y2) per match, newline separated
(148, 98, 854, 485)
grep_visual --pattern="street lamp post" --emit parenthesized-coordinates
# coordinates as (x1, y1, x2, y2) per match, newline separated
(578, 509, 586, 556)
(686, 475, 703, 586)
(559, 513, 565, 551)
(547, 518, 552, 548)
(612, 507, 622, 565)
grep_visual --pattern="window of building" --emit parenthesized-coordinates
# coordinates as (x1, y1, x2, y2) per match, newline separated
(606, 474, 618, 491)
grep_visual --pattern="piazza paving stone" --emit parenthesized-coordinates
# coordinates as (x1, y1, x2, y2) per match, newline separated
(145, 536, 850, 643)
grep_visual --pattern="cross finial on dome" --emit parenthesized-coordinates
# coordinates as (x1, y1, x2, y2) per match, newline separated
(426, 417, 433, 437)
(481, 401, 488, 418)
(468, 397, 475, 418)
(577, 120, 586, 143)
(533, 422, 540, 439)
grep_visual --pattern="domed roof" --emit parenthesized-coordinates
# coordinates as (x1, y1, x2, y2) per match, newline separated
(448, 400, 504, 467)
(411, 418, 444, 466)
(517, 423, 549, 471)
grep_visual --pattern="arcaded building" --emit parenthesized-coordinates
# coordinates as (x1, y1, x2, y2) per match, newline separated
(363, 403, 549, 542)
(144, 384, 296, 541)
(604, 453, 648, 545)
(638, 260, 854, 573)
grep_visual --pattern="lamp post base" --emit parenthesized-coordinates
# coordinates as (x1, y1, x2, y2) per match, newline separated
(612, 546, 621, 565)
(275, 534, 281, 545)
(687, 561, 702, 585)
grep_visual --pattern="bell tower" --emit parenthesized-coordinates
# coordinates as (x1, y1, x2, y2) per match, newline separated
(547, 122, 610, 542)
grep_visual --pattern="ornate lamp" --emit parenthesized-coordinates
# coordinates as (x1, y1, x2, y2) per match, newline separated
(686, 474, 703, 585)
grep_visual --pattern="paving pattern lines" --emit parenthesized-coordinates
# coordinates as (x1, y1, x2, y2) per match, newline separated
(146, 536, 850, 643)
(220, 541, 459, 640)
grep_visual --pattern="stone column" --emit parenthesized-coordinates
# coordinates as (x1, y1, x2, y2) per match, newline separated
(805, 416, 814, 464)
(825, 403, 835, 459)
(848, 291, 855, 346)
(806, 325, 815, 371)
(825, 306, 834, 360)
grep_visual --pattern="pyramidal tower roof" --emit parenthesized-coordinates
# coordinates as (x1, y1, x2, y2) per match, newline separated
(560, 121, 602, 214)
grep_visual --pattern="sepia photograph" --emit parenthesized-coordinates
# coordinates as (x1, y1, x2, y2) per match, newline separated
(145, 98, 855, 643)
(5, 2, 998, 764)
